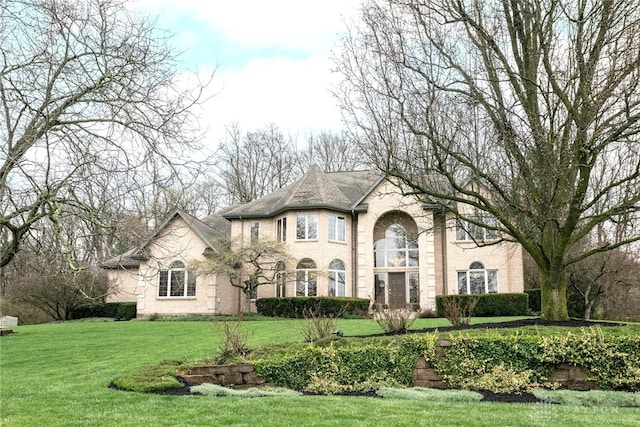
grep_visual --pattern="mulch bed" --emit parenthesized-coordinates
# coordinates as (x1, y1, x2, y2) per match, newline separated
(362, 317, 623, 337)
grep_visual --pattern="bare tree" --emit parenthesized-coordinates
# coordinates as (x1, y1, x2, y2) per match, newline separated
(195, 236, 292, 313)
(335, 0, 640, 320)
(567, 247, 638, 320)
(299, 131, 368, 172)
(218, 124, 300, 204)
(0, 0, 210, 269)
(3, 222, 111, 321)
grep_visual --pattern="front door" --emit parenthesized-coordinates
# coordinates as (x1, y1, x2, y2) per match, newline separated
(388, 272, 406, 309)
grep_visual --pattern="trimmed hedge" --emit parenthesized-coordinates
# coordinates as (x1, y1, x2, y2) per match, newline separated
(70, 302, 137, 321)
(524, 289, 541, 312)
(255, 297, 370, 318)
(436, 293, 529, 317)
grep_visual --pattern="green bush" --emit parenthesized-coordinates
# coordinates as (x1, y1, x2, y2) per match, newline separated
(436, 293, 529, 317)
(254, 334, 438, 393)
(70, 302, 136, 321)
(255, 297, 370, 318)
(525, 289, 541, 312)
(253, 328, 640, 394)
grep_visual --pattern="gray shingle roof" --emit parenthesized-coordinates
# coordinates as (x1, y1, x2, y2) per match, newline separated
(102, 209, 232, 269)
(223, 165, 384, 219)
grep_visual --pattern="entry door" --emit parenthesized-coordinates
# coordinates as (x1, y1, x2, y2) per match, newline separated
(388, 272, 406, 309)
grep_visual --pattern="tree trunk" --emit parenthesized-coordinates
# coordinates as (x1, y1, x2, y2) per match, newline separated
(540, 267, 569, 321)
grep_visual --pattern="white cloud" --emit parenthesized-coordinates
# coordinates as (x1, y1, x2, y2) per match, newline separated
(131, 0, 362, 145)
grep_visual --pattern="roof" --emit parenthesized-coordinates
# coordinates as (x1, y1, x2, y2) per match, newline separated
(101, 248, 141, 269)
(101, 209, 232, 269)
(223, 165, 384, 219)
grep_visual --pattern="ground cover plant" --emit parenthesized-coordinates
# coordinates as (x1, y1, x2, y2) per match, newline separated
(2, 317, 640, 426)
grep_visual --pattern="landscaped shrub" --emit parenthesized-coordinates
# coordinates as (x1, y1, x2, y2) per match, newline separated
(441, 296, 478, 326)
(253, 328, 640, 393)
(254, 334, 438, 393)
(525, 289, 541, 312)
(70, 302, 136, 320)
(297, 306, 344, 343)
(373, 307, 416, 333)
(255, 297, 369, 318)
(436, 293, 529, 317)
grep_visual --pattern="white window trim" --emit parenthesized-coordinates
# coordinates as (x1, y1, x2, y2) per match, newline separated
(158, 264, 196, 298)
(457, 268, 498, 294)
(296, 213, 318, 241)
(328, 214, 346, 243)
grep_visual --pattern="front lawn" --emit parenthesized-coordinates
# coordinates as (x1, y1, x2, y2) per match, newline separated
(1, 318, 639, 426)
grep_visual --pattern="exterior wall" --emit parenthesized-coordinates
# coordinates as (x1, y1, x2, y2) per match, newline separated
(106, 268, 139, 303)
(356, 180, 437, 311)
(230, 211, 355, 300)
(135, 216, 238, 316)
(442, 214, 524, 294)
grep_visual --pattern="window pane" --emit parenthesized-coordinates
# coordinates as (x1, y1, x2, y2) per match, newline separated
(308, 215, 317, 239)
(296, 215, 306, 239)
(159, 271, 168, 296)
(336, 216, 345, 241)
(187, 270, 196, 296)
(408, 249, 419, 267)
(170, 270, 185, 296)
(328, 271, 336, 296)
(456, 220, 468, 240)
(469, 271, 485, 294)
(296, 271, 306, 296)
(387, 250, 404, 267)
(337, 271, 346, 297)
(328, 215, 336, 241)
(457, 272, 468, 294)
(308, 272, 317, 296)
(488, 270, 498, 293)
(282, 218, 286, 241)
(409, 273, 419, 304)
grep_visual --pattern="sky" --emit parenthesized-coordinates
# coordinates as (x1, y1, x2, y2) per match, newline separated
(132, 0, 363, 147)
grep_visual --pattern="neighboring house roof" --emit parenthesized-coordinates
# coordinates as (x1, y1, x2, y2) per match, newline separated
(101, 248, 141, 269)
(223, 164, 384, 219)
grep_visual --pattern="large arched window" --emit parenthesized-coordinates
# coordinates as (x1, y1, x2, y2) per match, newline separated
(457, 262, 498, 295)
(374, 224, 419, 267)
(328, 259, 346, 297)
(158, 261, 196, 297)
(275, 261, 286, 297)
(296, 258, 317, 297)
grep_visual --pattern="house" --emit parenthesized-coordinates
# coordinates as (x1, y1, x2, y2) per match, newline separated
(104, 165, 524, 316)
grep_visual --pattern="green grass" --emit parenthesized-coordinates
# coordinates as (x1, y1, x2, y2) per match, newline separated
(1, 318, 639, 426)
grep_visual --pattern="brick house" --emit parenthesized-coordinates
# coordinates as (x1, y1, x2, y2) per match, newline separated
(104, 165, 524, 316)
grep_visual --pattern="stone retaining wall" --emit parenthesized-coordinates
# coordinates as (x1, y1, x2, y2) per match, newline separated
(182, 360, 600, 391)
(180, 364, 266, 387)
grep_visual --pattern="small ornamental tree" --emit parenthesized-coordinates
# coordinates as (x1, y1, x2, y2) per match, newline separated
(195, 236, 292, 313)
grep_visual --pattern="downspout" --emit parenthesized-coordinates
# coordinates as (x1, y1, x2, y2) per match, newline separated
(238, 216, 244, 314)
(440, 213, 448, 295)
(351, 209, 358, 298)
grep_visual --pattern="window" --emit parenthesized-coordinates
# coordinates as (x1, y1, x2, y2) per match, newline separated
(250, 221, 260, 241)
(328, 259, 346, 297)
(276, 217, 287, 242)
(456, 215, 500, 241)
(158, 261, 196, 297)
(328, 215, 346, 242)
(295, 258, 317, 296)
(275, 261, 286, 297)
(374, 224, 419, 267)
(296, 213, 318, 240)
(408, 272, 419, 305)
(457, 262, 498, 294)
